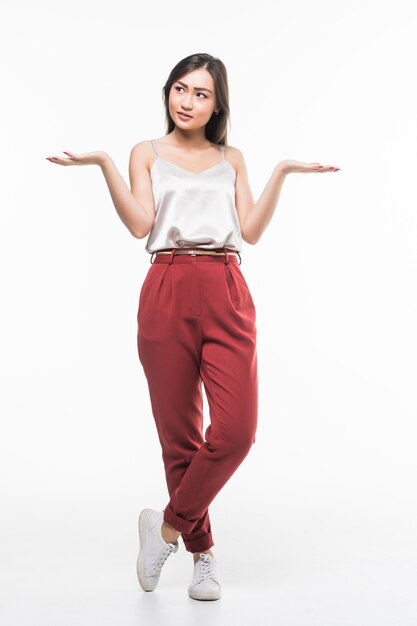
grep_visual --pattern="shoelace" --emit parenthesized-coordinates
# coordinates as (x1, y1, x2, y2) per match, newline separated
(194, 553, 219, 584)
(152, 542, 177, 574)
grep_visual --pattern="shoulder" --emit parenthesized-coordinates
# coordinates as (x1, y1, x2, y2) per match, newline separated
(223, 145, 247, 176)
(129, 140, 156, 173)
(130, 139, 155, 158)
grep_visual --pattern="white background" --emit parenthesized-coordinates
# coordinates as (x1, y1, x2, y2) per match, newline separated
(1, 0, 417, 624)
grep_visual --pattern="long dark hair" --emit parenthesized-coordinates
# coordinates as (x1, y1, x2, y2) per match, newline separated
(161, 53, 231, 146)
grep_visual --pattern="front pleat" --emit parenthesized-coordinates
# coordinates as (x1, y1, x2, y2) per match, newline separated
(138, 263, 170, 317)
(224, 263, 241, 310)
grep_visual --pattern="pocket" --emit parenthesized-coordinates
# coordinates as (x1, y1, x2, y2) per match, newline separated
(235, 266, 254, 297)
(223, 263, 256, 312)
(137, 265, 157, 314)
(236, 266, 256, 311)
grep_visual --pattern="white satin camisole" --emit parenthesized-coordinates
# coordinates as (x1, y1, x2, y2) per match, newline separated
(144, 139, 243, 254)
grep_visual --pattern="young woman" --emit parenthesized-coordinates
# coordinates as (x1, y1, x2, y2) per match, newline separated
(46, 52, 339, 601)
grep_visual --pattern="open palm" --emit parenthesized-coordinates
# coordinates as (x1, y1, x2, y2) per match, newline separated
(279, 159, 340, 174)
(46, 150, 107, 166)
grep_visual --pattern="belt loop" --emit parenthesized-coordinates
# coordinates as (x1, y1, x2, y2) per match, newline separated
(236, 250, 242, 265)
(150, 251, 156, 264)
(223, 247, 229, 264)
(168, 248, 176, 264)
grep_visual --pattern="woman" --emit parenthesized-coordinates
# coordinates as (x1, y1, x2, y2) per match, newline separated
(46, 52, 340, 602)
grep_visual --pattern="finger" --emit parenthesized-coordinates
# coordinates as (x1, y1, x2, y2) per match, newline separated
(46, 156, 69, 165)
(317, 166, 340, 173)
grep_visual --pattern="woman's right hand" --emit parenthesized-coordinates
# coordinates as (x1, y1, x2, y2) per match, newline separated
(45, 150, 109, 167)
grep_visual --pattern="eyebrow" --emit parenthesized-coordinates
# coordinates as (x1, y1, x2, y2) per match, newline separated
(176, 80, 213, 94)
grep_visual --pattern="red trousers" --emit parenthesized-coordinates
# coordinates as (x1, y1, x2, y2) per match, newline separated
(137, 247, 258, 553)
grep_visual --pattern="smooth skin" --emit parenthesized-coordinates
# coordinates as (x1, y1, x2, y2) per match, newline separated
(46, 67, 340, 246)
(46, 67, 340, 562)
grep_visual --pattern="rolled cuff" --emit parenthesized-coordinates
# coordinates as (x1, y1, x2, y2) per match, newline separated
(182, 532, 214, 553)
(163, 504, 195, 534)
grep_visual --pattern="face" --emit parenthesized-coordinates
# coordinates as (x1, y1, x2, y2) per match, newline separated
(169, 68, 218, 128)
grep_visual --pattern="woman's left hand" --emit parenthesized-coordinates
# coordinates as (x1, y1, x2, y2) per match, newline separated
(278, 160, 340, 175)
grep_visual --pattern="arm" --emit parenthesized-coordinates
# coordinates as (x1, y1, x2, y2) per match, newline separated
(46, 144, 155, 239)
(235, 152, 287, 245)
(232, 149, 339, 245)
(243, 165, 286, 245)
(100, 142, 155, 238)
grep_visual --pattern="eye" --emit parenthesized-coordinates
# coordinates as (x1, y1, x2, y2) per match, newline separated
(175, 86, 207, 98)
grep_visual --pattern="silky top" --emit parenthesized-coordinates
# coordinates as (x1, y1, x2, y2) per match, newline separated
(144, 139, 243, 254)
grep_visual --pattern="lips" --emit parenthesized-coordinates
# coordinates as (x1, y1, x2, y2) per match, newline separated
(178, 111, 192, 118)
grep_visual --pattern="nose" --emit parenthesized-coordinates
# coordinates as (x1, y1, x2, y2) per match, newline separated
(181, 96, 193, 110)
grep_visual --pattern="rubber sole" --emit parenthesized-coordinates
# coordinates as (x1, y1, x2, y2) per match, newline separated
(136, 508, 156, 591)
(188, 588, 222, 601)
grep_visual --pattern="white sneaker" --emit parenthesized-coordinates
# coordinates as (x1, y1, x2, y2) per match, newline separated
(188, 553, 222, 601)
(136, 508, 179, 591)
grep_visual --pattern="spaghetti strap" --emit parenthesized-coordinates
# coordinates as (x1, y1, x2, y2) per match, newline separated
(219, 144, 226, 160)
(150, 140, 159, 157)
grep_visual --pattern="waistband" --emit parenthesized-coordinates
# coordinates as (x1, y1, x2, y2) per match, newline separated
(149, 247, 241, 265)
